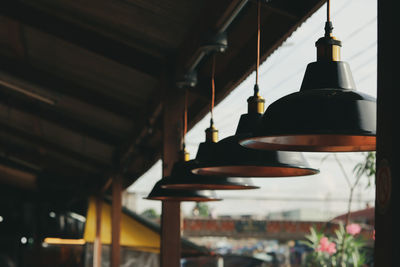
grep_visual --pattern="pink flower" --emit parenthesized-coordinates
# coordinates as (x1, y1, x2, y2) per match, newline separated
(319, 237, 329, 248)
(346, 223, 362, 235)
(316, 237, 337, 255)
(327, 242, 337, 254)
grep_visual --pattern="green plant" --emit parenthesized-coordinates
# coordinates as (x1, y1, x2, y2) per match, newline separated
(353, 152, 376, 187)
(302, 224, 366, 267)
(141, 208, 159, 219)
(192, 203, 210, 217)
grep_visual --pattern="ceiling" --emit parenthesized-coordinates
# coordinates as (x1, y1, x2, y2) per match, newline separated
(0, 0, 324, 203)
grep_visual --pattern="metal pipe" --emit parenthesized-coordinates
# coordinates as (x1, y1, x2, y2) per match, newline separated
(186, 0, 249, 75)
(187, 51, 206, 74)
(218, 0, 249, 34)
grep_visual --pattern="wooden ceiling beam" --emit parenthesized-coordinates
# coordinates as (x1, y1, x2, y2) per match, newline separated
(0, 92, 122, 146)
(0, 134, 102, 176)
(0, 55, 158, 188)
(262, 4, 298, 21)
(0, 1, 164, 77)
(0, 163, 37, 190)
(0, 122, 111, 171)
(0, 57, 139, 121)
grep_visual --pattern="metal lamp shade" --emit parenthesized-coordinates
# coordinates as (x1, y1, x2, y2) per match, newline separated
(191, 134, 319, 177)
(161, 162, 260, 190)
(240, 61, 376, 152)
(144, 180, 221, 202)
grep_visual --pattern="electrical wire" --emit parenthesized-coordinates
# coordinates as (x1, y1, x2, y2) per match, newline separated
(182, 89, 188, 149)
(327, 0, 331, 22)
(255, 0, 261, 89)
(210, 54, 216, 125)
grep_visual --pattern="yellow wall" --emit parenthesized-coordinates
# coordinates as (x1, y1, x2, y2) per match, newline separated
(84, 197, 160, 253)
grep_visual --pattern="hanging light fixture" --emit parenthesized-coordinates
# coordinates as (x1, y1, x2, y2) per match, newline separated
(145, 91, 222, 201)
(190, 1, 319, 177)
(161, 91, 259, 190)
(191, 135, 319, 177)
(162, 155, 260, 190)
(240, 0, 376, 152)
(145, 151, 222, 201)
(145, 180, 221, 202)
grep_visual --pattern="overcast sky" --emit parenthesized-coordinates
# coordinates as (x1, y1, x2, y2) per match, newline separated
(128, 0, 377, 219)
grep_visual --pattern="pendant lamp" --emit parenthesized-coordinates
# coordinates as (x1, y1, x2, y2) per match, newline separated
(145, 150, 222, 201)
(192, 134, 319, 177)
(145, 180, 221, 202)
(240, 0, 376, 152)
(145, 92, 221, 201)
(160, 90, 259, 190)
(190, 1, 319, 177)
(162, 156, 260, 190)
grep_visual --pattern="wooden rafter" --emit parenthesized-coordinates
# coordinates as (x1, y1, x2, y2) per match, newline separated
(0, 91, 123, 146)
(0, 121, 111, 170)
(0, 57, 141, 120)
(0, 1, 165, 77)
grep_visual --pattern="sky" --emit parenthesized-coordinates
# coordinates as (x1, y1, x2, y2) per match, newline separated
(127, 0, 377, 219)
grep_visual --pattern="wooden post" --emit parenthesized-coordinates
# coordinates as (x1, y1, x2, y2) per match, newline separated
(375, 0, 397, 265)
(93, 196, 102, 267)
(111, 175, 122, 267)
(160, 87, 184, 267)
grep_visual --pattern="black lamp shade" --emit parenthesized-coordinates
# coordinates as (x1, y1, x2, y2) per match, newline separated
(161, 162, 260, 190)
(240, 61, 376, 152)
(144, 180, 221, 202)
(191, 134, 319, 177)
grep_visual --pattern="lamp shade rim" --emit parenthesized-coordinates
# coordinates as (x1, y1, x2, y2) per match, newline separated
(143, 197, 222, 202)
(191, 134, 319, 177)
(241, 134, 376, 152)
(161, 179, 260, 190)
(161, 184, 260, 190)
(191, 164, 319, 177)
(164, 162, 260, 190)
(145, 179, 221, 201)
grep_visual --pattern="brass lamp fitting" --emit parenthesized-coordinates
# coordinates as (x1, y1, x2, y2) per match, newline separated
(247, 84, 265, 114)
(316, 21, 342, 62)
(180, 148, 190, 162)
(247, 94, 265, 114)
(205, 123, 218, 143)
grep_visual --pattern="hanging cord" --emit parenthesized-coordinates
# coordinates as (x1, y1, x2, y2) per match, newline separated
(210, 54, 216, 126)
(254, 0, 261, 96)
(248, 0, 265, 115)
(205, 54, 219, 143)
(327, 0, 330, 22)
(182, 89, 188, 150)
(325, 0, 333, 36)
(256, 0, 260, 86)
